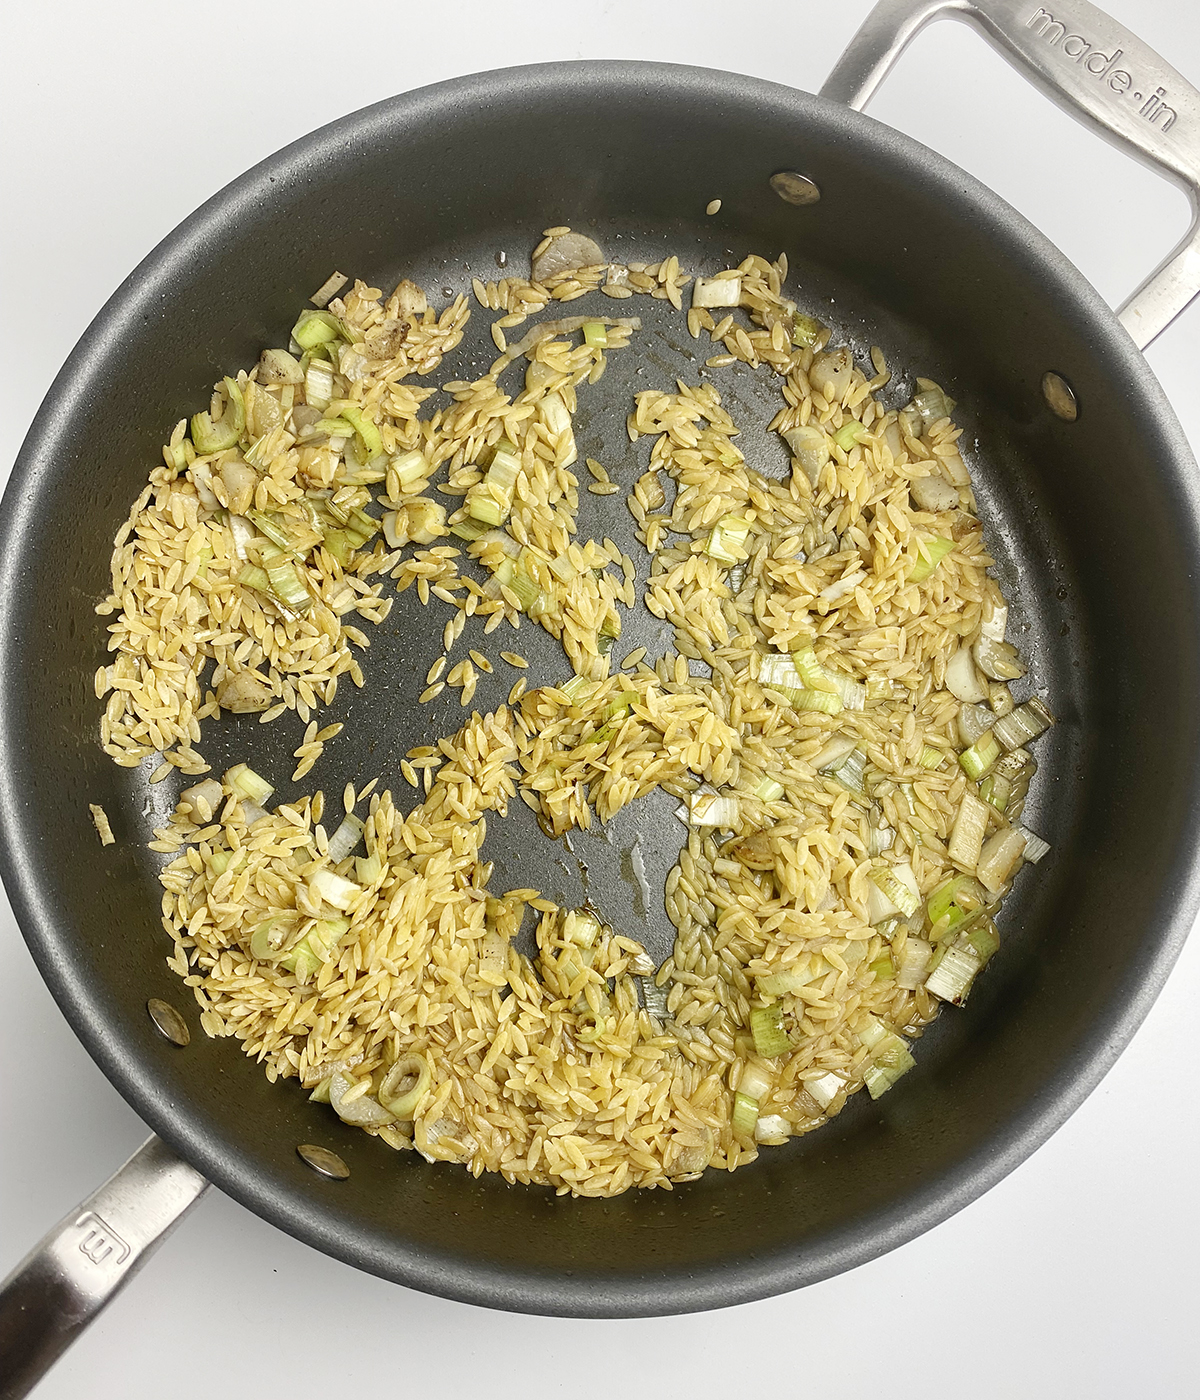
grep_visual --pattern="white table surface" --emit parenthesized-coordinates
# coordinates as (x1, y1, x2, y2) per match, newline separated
(3, 2, 1199, 1396)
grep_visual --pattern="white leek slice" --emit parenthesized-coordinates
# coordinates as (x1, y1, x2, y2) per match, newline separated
(948, 792, 989, 871)
(1016, 826, 1050, 863)
(925, 942, 985, 1005)
(390, 448, 428, 493)
(310, 868, 361, 911)
(829, 672, 866, 711)
(980, 596, 1008, 642)
(791, 648, 839, 694)
(992, 697, 1054, 751)
(896, 939, 933, 989)
(957, 703, 995, 748)
(757, 966, 813, 996)
(976, 826, 1027, 893)
(974, 636, 1025, 681)
(750, 1005, 790, 1058)
(867, 820, 895, 857)
(378, 1053, 431, 1120)
(869, 862, 921, 918)
(865, 880, 901, 926)
(180, 778, 223, 816)
(706, 514, 752, 563)
(945, 646, 988, 703)
(805, 1072, 844, 1110)
(692, 275, 742, 308)
(329, 1072, 394, 1127)
(562, 907, 602, 947)
(759, 653, 804, 690)
(755, 1114, 792, 1145)
(228, 513, 256, 562)
(467, 439, 522, 524)
(782, 425, 829, 485)
(731, 1092, 759, 1141)
(225, 763, 274, 806)
(737, 1062, 774, 1102)
(960, 728, 1002, 781)
(304, 358, 334, 411)
(640, 977, 670, 1019)
(690, 792, 739, 827)
(326, 813, 365, 862)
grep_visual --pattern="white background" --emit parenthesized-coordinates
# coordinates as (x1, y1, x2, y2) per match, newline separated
(3, 2, 1199, 1396)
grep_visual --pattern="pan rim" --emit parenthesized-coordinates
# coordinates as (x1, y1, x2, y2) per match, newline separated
(2, 56, 1199, 1316)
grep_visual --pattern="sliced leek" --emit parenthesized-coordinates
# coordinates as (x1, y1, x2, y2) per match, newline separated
(326, 813, 365, 862)
(337, 405, 383, 460)
(225, 763, 274, 806)
(292, 309, 345, 350)
(191, 377, 246, 455)
(869, 861, 921, 918)
(909, 535, 954, 582)
(805, 1072, 844, 1110)
(959, 727, 1001, 780)
(992, 697, 1054, 751)
(310, 868, 361, 911)
(379, 1053, 432, 1119)
(925, 940, 986, 1005)
(706, 514, 752, 564)
(690, 791, 739, 827)
(731, 1091, 760, 1140)
(750, 1004, 790, 1058)
(467, 438, 522, 526)
(976, 826, 1026, 894)
(948, 792, 989, 871)
(790, 313, 826, 348)
(833, 420, 867, 451)
(790, 647, 839, 695)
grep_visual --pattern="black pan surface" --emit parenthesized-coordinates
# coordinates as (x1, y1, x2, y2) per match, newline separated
(2, 61, 1199, 1315)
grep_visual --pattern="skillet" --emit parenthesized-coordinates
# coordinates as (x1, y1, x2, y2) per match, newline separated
(4, 1, 1200, 1393)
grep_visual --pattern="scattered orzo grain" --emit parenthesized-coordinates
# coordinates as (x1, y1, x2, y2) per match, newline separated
(89, 804, 115, 846)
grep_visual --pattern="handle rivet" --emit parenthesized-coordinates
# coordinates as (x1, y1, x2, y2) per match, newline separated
(147, 998, 190, 1047)
(297, 1144, 350, 1180)
(770, 171, 821, 205)
(1042, 372, 1078, 421)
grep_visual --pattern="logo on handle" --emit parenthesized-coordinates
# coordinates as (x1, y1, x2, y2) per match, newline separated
(74, 1212, 131, 1267)
(1027, 8, 1177, 130)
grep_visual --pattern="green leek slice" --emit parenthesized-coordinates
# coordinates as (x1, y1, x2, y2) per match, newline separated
(225, 763, 274, 805)
(706, 514, 752, 564)
(909, 535, 954, 582)
(791, 313, 826, 348)
(959, 727, 1001, 780)
(337, 405, 383, 460)
(834, 420, 867, 451)
(750, 1004, 790, 1058)
(378, 1053, 432, 1119)
(731, 1091, 759, 1141)
(191, 377, 246, 455)
(292, 309, 345, 350)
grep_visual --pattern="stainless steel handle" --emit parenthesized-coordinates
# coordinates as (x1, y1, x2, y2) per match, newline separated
(821, 0, 1200, 349)
(0, 1136, 209, 1400)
